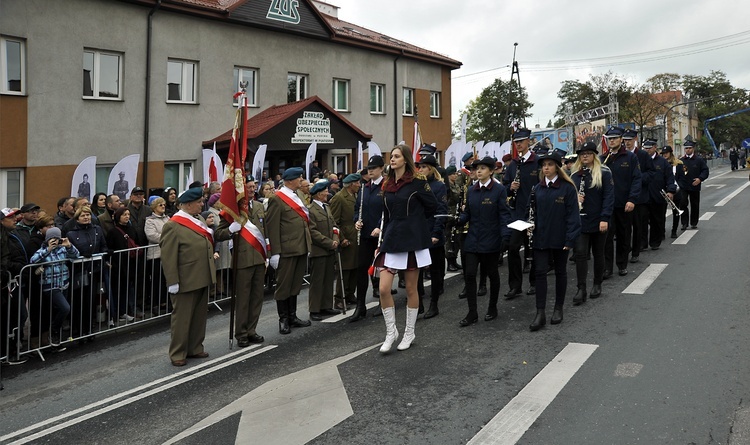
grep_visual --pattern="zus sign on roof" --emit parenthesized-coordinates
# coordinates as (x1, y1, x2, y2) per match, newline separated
(267, 0, 300, 24)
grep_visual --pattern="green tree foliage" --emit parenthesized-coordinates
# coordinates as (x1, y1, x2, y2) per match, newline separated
(554, 71, 633, 121)
(459, 78, 533, 142)
(645, 73, 682, 93)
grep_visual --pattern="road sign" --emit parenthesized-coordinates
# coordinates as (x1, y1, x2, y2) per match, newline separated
(742, 138, 750, 149)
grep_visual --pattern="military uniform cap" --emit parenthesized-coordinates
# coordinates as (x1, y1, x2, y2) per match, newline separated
(416, 154, 438, 168)
(538, 152, 563, 167)
(605, 127, 625, 138)
(622, 129, 638, 140)
(178, 187, 203, 203)
(343, 173, 362, 184)
(472, 156, 497, 169)
(282, 167, 304, 180)
(577, 141, 599, 154)
(461, 152, 474, 163)
(513, 128, 532, 141)
(310, 181, 329, 195)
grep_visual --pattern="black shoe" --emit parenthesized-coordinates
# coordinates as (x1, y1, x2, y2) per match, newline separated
(572, 287, 587, 305)
(630, 256, 639, 263)
(238, 334, 264, 347)
(310, 312, 324, 321)
(321, 308, 340, 315)
(504, 288, 522, 299)
(290, 316, 311, 328)
(550, 306, 563, 325)
(640, 245, 649, 252)
(477, 284, 487, 296)
(347, 307, 367, 323)
(529, 309, 546, 331)
(618, 269, 628, 276)
(391, 288, 398, 295)
(459, 314, 478, 327)
(590, 284, 602, 298)
(424, 301, 439, 319)
(458, 286, 467, 299)
(447, 263, 459, 272)
(670, 231, 678, 239)
(681, 225, 687, 231)
(603, 270, 613, 280)
(484, 307, 498, 321)
(651, 245, 660, 250)
(690, 225, 697, 229)
(526, 286, 536, 295)
(279, 318, 291, 335)
(398, 278, 406, 288)
(418, 299, 425, 315)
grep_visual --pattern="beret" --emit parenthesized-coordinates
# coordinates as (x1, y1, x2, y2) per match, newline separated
(178, 187, 203, 203)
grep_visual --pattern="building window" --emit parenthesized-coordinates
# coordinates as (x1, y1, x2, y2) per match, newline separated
(1, 36, 25, 94)
(430, 91, 440, 118)
(331, 154, 349, 175)
(332, 78, 350, 111)
(233, 67, 258, 107)
(0, 169, 23, 208)
(167, 59, 197, 103)
(403, 88, 414, 116)
(287, 73, 307, 103)
(164, 162, 194, 193)
(370, 83, 385, 114)
(83, 49, 123, 99)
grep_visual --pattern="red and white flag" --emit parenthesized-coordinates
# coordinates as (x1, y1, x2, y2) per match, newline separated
(600, 134, 610, 155)
(412, 118, 422, 162)
(217, 93, 248, 224)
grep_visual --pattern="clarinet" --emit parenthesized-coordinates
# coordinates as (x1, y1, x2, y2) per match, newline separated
(527, 185, 537, 250)
(507, 160, 521, 209)
(578, 167, 589, 215)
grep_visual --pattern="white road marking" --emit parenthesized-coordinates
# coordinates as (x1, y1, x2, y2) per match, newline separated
(672, 229, 698, 245)
(699, 212, 716, 221)
(715, 181, 750, 206)
(467, 342, 598, 445)
(3, 345, 277, 445)
(704, 184, 726, 189)
(622, 263, 668, 294)
(163, 344, 379, 445)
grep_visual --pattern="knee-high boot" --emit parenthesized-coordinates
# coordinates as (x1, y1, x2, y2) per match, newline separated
(379, 306, 398, 353)
(397, 307, 418, 351)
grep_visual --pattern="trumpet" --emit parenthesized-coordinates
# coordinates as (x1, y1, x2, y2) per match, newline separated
(660, 189, 683, 215)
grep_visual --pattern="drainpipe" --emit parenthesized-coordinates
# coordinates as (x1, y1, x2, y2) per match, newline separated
(393, 52, 402, 146)
(143, 0, 162, 190)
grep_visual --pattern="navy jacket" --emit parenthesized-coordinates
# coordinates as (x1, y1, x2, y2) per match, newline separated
(354, 178, 384, 240)
(380, 172, 438, 253)
(571, 167, 614, 234)
(632, 148, 654, 204)
(502, 152, 540, 221)
(603, 149, 642, 208)
(426, 176, 448, 247)
(677, 155, 709, 191)
(648, 154, 677, 203)
(458, 179, 512, 253)
(528, 179, 581, 250)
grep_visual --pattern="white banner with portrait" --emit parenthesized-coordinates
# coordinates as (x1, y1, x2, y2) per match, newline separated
(108, 154, 140, 201)
(71, 156, 97, 202)
(251, 144, 267, 183)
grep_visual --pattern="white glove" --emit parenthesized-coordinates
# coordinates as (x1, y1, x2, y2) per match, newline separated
(269, 254, 280, 270)
(229, 221, 242, 233)
(168, 284, 179, 294)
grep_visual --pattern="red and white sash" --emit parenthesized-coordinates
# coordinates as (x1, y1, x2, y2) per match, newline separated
(276, 187, 310, 223)
(240, 219, 267, 259)
(171, 210, 214, 245)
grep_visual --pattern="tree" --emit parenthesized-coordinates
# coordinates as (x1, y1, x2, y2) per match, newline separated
(459, 78, 533, 142)
(546, 119, 553, 128)
(645, 73, 682, 93)
(621, 84, 673, 143)
(554, 71, 634, 122)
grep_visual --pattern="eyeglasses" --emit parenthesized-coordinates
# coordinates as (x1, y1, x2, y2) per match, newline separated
(158, 203, 166, 206)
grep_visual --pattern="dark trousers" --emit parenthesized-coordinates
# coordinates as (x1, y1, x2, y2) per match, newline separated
(671, 190, 683, 233)
(418, 245, 445, 299)
(680, 190, 701, 227)
(631, 203, 649, 255)
(463, 251, 501, 316)
(533, 249, 569, 309)
(605, 208, 633, 271)
(508, 229, 535, 291)
(356, 237, 378, 302)
(575, 231, 607, 287)
(648, 202, 667, 247)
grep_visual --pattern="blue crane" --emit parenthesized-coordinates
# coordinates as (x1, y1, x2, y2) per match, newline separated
(703, 107, 750, 157)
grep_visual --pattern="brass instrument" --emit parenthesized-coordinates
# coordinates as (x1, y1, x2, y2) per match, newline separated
(660, 189, 683, 215)
(578, 167, 590, 215)
(507, 160, 521, 209)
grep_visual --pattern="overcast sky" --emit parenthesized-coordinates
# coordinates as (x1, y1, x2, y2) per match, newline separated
(334, 0, 750, 131)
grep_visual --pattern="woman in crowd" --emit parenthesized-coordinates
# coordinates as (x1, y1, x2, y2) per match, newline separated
(260, 181, 275, 210)
(29, 227, 78, 348)
(415, 155, 448, 319)
(106, 207, 138, 322)
(456, 157, 512, 327)
(570, 141, 614, 304)
(26, 215, 56, 345)
(92, 192, 108, 216)
(528, 153, 581, 331)
(67, 206, 109, 334)
(145, 197, 170, 314)
(375, 144, 437, 353)
(162, 187, 179, 217)
(661, 146, 683, 239)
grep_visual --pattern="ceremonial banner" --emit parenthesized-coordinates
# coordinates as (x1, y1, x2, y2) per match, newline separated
(460, 114, 467, 144)
(217, 93, 248, 224)
(184, 166, 193, 193)
(356, 141, 363, 171)
(251, 144, 267, 182)
(305, 142, 317, 181)
(412, 118, 422, 162)
(443, 140, 462, 168)
(71, 156, 96, 201)
(498, 141, 512, 160)
(368, 141, 382, 158)
(108, 154, 140, 201)
(202, 142, 223, 186)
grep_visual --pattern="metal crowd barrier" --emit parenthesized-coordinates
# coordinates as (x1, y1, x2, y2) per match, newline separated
(0, 244, 241, 364)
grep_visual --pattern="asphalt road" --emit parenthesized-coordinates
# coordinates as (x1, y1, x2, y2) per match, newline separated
(1, 164, 749, 445)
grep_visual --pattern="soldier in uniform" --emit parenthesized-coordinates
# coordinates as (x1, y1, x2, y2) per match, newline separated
(214, 180, 267, 347)
(503, 128, 540, 298)
(643, 138, 676, 250)
(330, 173, 361, 308)
(351, 155, 386, 322)
(160, 187, 216, 366)
(266, 167, 313, 335)
(677, 140, 709, 229)
(601, 126, 642, 278)
(307, 180, 340, 320)
(112, 171, 129, 200)
(622, 129, 654, 263)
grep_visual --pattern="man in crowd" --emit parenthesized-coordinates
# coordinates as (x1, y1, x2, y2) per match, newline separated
(330, 172, 361, 309)
(643, 138, 676, 250)
(54, 197, 75, 229)
(677, 140, 709, 230)
(98, 194, 121, 235)
(127, 187, 153, 246)
(622, 129, 653, 263)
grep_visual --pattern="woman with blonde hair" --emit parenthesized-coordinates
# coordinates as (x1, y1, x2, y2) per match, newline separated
(375, 145, 437, 352)
(661, 146, 683, 238)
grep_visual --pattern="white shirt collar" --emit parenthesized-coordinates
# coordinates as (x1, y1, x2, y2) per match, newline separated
(479, 178, 492, 188)
(547, 175, 558, 186)
(371, 176, 383, 185)
(313, 199, 326, 209)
